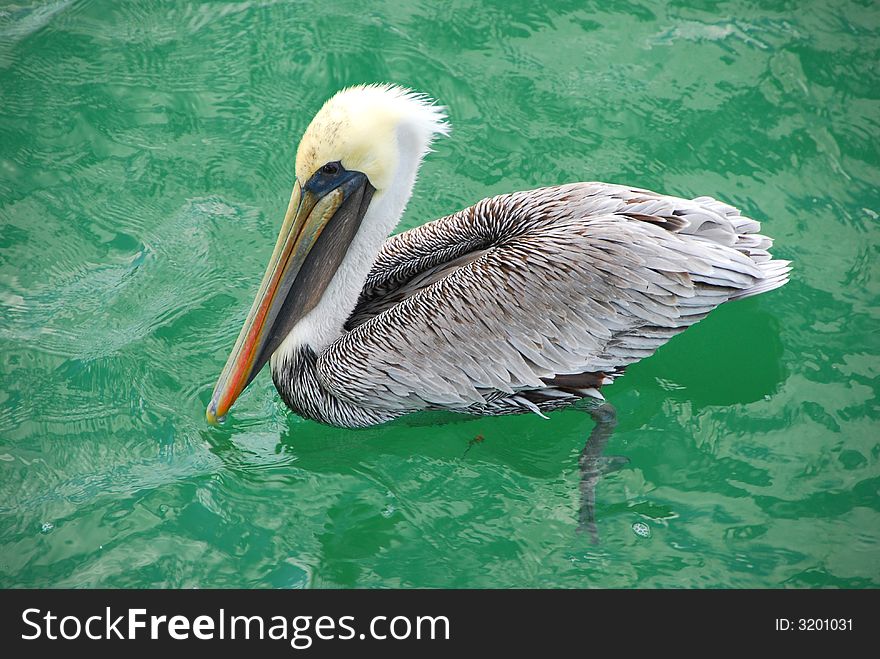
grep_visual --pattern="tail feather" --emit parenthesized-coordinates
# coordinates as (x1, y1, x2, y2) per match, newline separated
(681, 194, 791, 301)
(731, 259, 791, 300)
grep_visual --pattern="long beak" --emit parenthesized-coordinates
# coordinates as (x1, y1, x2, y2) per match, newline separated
(207, 170, 374, 424)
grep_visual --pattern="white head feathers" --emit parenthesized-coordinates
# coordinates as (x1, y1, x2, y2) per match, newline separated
(294, 83, 450, 193)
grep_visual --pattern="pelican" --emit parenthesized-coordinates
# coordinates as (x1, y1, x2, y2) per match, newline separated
(206, 84, 790, 429)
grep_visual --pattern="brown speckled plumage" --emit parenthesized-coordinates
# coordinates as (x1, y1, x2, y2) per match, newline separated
(271, 182, 790, 427)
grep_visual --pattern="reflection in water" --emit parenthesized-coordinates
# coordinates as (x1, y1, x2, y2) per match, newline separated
(577, 403, 628, 544)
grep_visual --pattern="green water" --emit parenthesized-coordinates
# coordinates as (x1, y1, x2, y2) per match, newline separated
(1, 0, 878, 589)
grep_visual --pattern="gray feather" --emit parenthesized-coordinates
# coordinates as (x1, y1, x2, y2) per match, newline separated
(281, 182, 792, 425)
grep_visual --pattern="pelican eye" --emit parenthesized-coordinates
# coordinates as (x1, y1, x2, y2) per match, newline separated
(320, 162, 341, 176)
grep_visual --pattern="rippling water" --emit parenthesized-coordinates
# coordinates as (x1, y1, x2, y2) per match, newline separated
(1, 0, 878, 588)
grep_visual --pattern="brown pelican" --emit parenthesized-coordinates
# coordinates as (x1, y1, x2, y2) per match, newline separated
(206, 84, 790, 429)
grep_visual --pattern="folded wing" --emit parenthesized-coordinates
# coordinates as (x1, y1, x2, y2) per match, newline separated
(319, 183, 790, 411)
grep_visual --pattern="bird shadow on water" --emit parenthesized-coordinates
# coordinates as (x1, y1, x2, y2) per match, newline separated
(633, 304, 786, 410)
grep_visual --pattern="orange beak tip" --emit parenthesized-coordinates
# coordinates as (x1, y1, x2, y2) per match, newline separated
(205, 402, 226, 426)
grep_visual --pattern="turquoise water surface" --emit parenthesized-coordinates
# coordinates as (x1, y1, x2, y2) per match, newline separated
(1, 0, 878, 587)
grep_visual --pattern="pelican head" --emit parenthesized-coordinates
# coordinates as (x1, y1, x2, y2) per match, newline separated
(207, 84, 449, 424)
